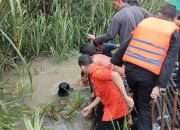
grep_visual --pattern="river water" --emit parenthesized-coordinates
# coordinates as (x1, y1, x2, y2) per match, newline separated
(3, 56, 92, 130)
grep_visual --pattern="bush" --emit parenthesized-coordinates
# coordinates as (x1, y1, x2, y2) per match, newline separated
(0, 0, 165, 70)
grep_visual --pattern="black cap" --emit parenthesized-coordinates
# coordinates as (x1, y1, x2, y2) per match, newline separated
(57, 82, 73, 97)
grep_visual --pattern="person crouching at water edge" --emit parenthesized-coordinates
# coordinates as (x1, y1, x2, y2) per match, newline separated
(78, 55, 134, 130)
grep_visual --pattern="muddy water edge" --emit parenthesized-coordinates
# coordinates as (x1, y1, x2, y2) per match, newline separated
(2, 56, 92, 130)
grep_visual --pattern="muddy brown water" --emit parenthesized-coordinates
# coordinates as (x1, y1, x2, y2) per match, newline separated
(3, 56, 92, 130)
(30, 56, 82, 106)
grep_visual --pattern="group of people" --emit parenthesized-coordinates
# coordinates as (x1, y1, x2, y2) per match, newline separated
(78, 0, 180, 130)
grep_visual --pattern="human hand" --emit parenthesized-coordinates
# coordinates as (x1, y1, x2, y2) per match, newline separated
(151, 86, 160, 99)
(81, 106, 92, 118)
(125, 96, 134, 109)
(90, 92, 95, 98)
(87, 34, 96, 41)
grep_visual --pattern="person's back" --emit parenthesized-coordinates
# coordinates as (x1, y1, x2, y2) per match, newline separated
(112, 3, 179, 130)
(92, 54, 111, 67)
(90, 0, 151, 45)
(79, 43, 125, 75)
(112, 4, 150, 43)
(79, 44, 111, 66)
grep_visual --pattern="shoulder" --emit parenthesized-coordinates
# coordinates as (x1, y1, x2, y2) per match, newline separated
(172, 31, 180, 39)
(91, 65, 105, 77)
(170, 31, 180, 47)
(112, 8, 129, 23)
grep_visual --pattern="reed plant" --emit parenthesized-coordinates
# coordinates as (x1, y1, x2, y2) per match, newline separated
(24, 110, 44, 130)
(140, 0, 166, 13)
(0, 0, 166, 71)
(0, 81, 31, 130)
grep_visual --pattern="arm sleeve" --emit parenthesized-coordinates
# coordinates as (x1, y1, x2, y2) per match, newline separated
(103, 43, 117, 50)
(140, 7, 152, 18)
(92, 67, 112, 81)
(111, 36, 132, 66)
(94, 16, 120, 44)
(156, 32, 180, 88)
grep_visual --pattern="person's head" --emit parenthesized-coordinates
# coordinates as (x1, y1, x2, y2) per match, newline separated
(177, 15, 180, 20)
(79, 44, 97, 56)
(159, 3, 177, 21)
(125, 0, 139, 6)
(112, 0, 139, 10)
(112, 0, 125, 10)
(175, 11, 180, 27)
(57, 82, 72, 97)
(78, 55, 93, 74)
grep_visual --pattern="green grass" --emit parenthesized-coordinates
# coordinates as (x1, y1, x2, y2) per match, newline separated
(0, 0, 166, 71)
(140, 0, 166, 13)
(0, 81, 31, 130)
(24, 110, 44, 130)
(0, 0, 166, 130)
(0, 0, 114, 68)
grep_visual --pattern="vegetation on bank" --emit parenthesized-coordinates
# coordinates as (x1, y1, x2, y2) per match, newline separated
(0, 0, 165, 130)
(0, 0, 165, 72)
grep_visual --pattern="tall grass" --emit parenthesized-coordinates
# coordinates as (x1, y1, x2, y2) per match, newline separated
(0, 0, 114, 66)
(0, 0, 166, 70)
(0, 1, 166, 130)
(24, 110, 44, 130)
(140, 0, 166, 13)
(0, 28, 33, 91)
(0, 81, 31, 130)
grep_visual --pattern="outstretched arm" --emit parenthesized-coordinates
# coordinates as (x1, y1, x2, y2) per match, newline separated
(81, 97, 100, 117)
(112, 71, 134, 108)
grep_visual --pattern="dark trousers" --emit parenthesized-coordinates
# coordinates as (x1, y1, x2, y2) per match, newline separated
(125, 63, 157, 130)
(177, 69, 180, 88)
(91, 102, 104, 130)
(177, 52, 180, 88)
(94, 102, 104, 123)
(94, 117, 126, 130)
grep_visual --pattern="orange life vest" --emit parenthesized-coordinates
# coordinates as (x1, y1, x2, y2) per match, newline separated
(123, 17, 179, 75)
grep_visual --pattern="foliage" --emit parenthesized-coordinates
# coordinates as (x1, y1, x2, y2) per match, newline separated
(139, 0, 166, 13)
(0, 81, 31, 130)
(0, 1, 166, 130)
(0, 0, 166, 71)
(43, 91, 85, 121)
(24, 110, 44, 130)
(61, 92, 85, 119)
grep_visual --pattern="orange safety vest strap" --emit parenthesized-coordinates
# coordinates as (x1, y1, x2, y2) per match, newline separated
(128, 45, 164, 56)
(123, 17, 179, 75)
(125, 50, 161, 66)
(123, 51, 162, 74)
(132, 38, 166, 51)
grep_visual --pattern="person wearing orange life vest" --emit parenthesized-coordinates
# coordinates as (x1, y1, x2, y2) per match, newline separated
(111, 4, 180, 130)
